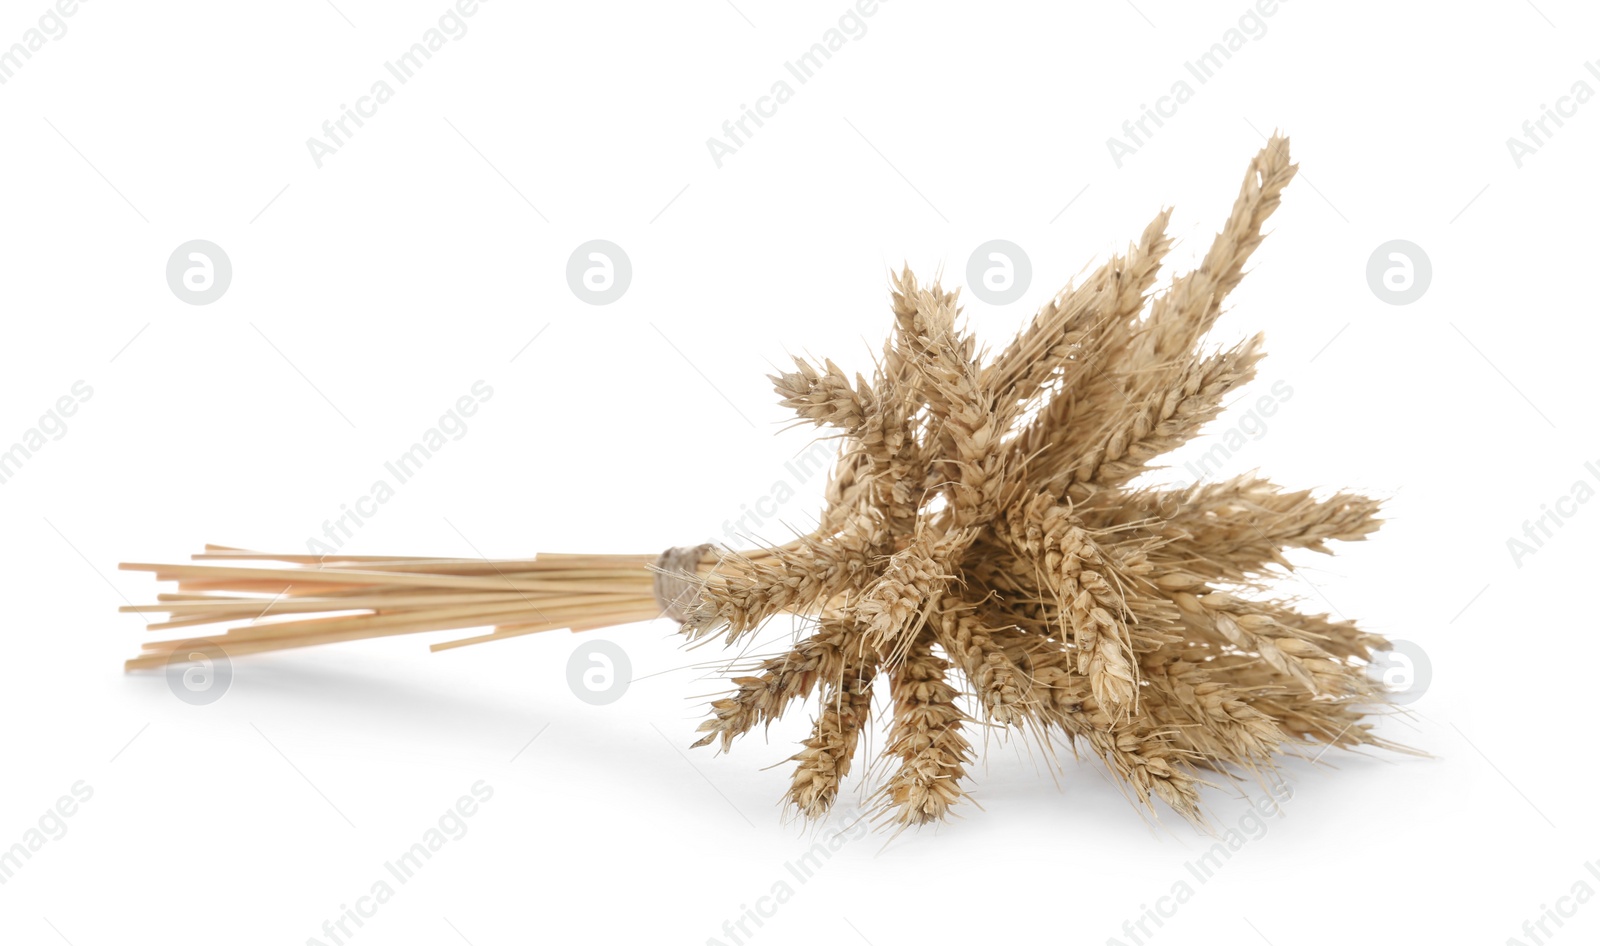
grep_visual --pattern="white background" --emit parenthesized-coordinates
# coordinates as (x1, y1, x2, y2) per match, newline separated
(2, 1, 1597, 944)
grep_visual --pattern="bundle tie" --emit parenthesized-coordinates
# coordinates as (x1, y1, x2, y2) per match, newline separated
(652, 544, 714, 623)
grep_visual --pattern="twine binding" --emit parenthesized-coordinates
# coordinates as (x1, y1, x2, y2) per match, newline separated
(652, 544, 714, 623)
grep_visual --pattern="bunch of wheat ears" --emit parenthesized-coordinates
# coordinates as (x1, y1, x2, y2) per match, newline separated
(125, 135, 1402, 830)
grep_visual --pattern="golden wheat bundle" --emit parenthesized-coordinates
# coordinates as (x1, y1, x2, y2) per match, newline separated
(124, 135, 1405, 829)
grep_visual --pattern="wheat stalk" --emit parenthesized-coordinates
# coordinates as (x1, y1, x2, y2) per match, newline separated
(123, 135, 1408, 830)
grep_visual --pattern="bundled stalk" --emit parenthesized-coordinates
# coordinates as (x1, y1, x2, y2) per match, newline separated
(121, 547, 723, 667)
(125, 135, 1406, 829)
